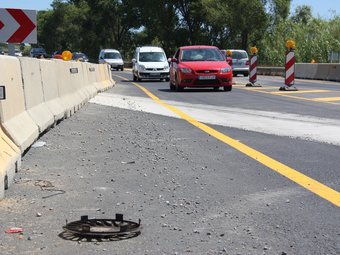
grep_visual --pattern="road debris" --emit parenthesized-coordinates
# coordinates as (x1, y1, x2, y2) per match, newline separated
(5, 228, 23, 234)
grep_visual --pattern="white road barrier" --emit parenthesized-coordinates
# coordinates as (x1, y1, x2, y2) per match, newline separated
(0, 55, 115, 200)
(19, 57, 55, 133)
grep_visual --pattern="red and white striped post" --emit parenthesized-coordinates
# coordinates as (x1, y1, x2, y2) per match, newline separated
(285, 50, 295, 85)
(246, 46, 261, 87)
(280, 40, 298, 91)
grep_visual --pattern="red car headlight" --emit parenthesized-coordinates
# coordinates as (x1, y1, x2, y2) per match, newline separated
(180, 68, 193, 73)
(221, 67, 231, 73)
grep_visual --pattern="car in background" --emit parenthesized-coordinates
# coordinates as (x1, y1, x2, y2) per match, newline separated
(169, 45, 232, 91)
(99, 49, 124, 71)
(0, 47, 4, 55)
(15, 49, 23, 57)
(132, 46, 169, 81)
(72, 52, 89, 62)
(228, 49, 249, 77)
(30, 47, 48, 58)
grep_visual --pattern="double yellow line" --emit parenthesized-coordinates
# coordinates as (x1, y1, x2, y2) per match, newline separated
(115, 75, 340, 207)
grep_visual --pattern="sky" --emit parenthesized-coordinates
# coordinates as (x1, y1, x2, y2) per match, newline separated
(0, 0, 339, 20)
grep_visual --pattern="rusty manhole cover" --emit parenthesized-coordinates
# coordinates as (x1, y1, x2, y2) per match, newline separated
(63, 214, 141, 239)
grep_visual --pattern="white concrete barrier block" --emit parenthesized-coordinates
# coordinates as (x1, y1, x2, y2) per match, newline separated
(40, 59, 66, 122)
(81, 62, 97, 98)
(0, 127, 21, 200)
(326, 64, 340, 81)
(54, 60, 83, 117)
(70, 61, 90, 104)
(19, 58, 54, 133)
(0, 56, 39, 152)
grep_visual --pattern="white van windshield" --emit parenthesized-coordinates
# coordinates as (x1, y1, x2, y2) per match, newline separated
(139, 52, 166, 62)
(104, 52, 121, 59)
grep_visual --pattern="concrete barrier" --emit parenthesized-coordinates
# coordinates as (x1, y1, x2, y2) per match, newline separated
(257, 67, 284, 76)
(98, 64, 114, 91)
(326, 64, 340, 81)
(314, 64, 331, 80)
(90, 63, 104, 91)
(19, 58, 54, 133)
(0, 56, 113, 201)
(295, 63, 318, 79)
(40, 59, 65, 122)
(81, 62, 97, 98)
(258, 64, 340, 82)
(54, 60, 83, 117)
(0, 56, 39, 152)
(0, 128, 21, 200)
(70, 61, 90, 105)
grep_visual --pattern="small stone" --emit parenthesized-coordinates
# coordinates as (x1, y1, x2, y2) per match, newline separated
(36, 212, 42, 217)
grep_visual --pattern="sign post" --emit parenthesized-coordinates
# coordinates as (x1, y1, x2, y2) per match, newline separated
(0, 8, 37, 55)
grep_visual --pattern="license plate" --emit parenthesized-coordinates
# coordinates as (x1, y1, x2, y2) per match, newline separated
(198, 75, 216, 80)
(150, 73, 160, 76)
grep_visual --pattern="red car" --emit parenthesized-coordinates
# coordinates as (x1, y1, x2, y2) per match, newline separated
(169, 45, 233, 91)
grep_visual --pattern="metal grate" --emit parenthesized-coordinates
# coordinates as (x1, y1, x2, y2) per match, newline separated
(62, 214, 141, 240)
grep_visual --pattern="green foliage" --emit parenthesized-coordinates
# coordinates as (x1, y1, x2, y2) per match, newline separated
(258, 10, 340, 65)
(36, 0, 340, 64)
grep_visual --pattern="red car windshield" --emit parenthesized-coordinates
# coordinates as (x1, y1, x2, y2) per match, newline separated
(181, 48, 224, 62)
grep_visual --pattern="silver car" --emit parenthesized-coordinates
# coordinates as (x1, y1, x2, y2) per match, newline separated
(230, 49, 249, 77)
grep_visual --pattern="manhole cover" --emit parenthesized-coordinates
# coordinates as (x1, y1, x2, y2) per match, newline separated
(63, 214, 141, 238)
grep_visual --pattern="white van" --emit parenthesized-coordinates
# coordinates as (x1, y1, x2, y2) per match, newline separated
(132, 46, 169, 81)
(98, 49, 124, 71)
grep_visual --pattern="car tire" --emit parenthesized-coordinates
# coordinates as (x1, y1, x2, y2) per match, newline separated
(165, 78, 170, 82)
(213, 87, 219, 91)
(121, 68, 124, 71)
(223, 86, 232, 92)
(175, 75, 183, 92)
(243, 73, 248, 77)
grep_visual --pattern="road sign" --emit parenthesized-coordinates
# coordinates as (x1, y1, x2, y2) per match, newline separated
(0, 8, 37, 43)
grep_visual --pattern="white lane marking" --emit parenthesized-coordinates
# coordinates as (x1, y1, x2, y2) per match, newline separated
(90, 93, 340, 146)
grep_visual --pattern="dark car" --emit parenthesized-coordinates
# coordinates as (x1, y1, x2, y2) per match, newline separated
(72, 52, 89, 62)
(30, 47, 48, 58)
(169, 45, 233, 91)
(0, 47, 4, 55)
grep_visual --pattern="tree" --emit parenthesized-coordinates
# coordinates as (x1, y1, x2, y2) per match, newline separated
(291, 5, 312, 24)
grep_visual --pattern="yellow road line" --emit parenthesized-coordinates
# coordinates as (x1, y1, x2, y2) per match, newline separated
(271, 90, 331, 94)
(113, 74, 340, 207)
(236, 86, 340, 105)
(313, 97, 340, 102)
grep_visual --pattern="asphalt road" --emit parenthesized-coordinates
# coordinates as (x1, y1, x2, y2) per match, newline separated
(0, 73, 339, 255)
